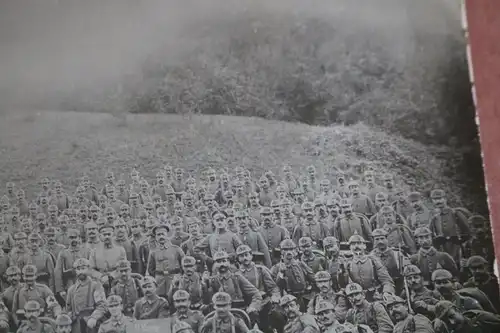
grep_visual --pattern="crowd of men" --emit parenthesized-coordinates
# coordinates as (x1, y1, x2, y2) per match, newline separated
(0, 164, 499, 333)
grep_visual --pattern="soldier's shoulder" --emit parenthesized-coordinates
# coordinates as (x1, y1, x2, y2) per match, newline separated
(35, 283, 52, 292)
(158, 296, 169, 305)
(299, 313, 319, 327)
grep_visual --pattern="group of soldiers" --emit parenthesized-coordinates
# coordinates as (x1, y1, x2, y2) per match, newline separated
(0, 164, 499, 333)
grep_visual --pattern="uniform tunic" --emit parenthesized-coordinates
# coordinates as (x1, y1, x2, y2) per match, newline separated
(147, 244, 185, 296)
(258, 224, 289, 265)
(408, 207, 432, 230)
(54, 246, 92, 294)
(393, 314, 434, 333)
(168, 273, 207, 306)
(345, 301, 393, 333)
(410, 247, 458, 286)
(110, 278, 142, 317)
(89, 244, 127, 276)
(113, 238, 141, 274)
(334, 215, 372, 243)
(8, 247, 31, 271)
(97, 314, 135, 333)
(283, 313, 320, 333)
(196, 231, 242, 258)
(26, 250, 56, 292)
(133, 296, 170, 320)
(238, 230, 272, 268)
(12, 284, 60, 325)
(270, 260, 316, 296)
(239, 263, 280, 302)
(292, 222, 330, 247)
(351, 195, 377, 217)
(66, 278, 107, 333)
(200, 315, 249, 333)
(172, 310, 204, 333)
(346, 255, 395, 294)
(16, 319, 55, 333)
(429, 208, 470, 261)
(208, 272, 263, 310)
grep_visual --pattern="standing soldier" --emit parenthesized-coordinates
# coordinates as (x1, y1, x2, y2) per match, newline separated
(138, 219, 158, 276)
(282, 165, 298, 194)
(298, 237, 326, 273)
(168, 256, 208, 310)
(344, 232, 395, 300)
(195, 212, 242, 261)
(410, 227, 458, 288)
(152, 171, 168, 202)
(200, 292, 250, 333)
(54, 228, 91, 301)
(66, 258, 107, 333)
(344, 283, 394, 333)
(258, 177, 276, 207)
(293, 202, 329, 248)
(171, 290, 204, 333)
(270, 240, 316, 311)
(84, 221, 101, 250)
(97, 295, 135, 333)
(391, 189, 414, 220)
(113, 219, 141, 274)
(280, 294, 320, 333)
(9, 232, 30, 272)
(133, 276, 170, 320)
(333, 199, 372, 244)
(17, 300, 56, 333)
(169, 217, 191, 247)
(258, 207, 289, 266)
(55, 215, 71, 248)
(247, 192, 262, 223)
(349, 181, 376, 219)
(181, 223, 211, 272)
(376, 206, 416, 254)
(5, 182, 17, 205)
(431, 269, 482, 312)
(381, 174, 397, 203)
(16, 190, 29, 217)
(109, 260, 142, 318)
(307, 271, 348, 321)
(383, 294, 434, 333)
(116, 179, 130, 205)
(80, 176, 99, 205)
(0, 216, 14, 254)
(407, 192, 432, 230)
(2, 266, 22, 313)
(362, 171, 385, 203)
(147, 224, 185, 298)
(26, 233, 55, 291)
(236, 211, 272, 268)
(12, 265, 61, 326)
(429, 189, 471, 265)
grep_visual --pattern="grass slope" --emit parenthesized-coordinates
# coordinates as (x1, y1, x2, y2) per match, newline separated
(0, 111, 474, 210)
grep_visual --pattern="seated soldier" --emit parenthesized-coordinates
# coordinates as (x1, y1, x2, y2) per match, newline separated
(17, 300, 55, 333)
(432, 269, 482, 312)
(97, 295, 134, 333)
(200, 292, 249, 333)
(315, 301, 343, 333)
(133, 276, 170, 320)
(109, 260, 142, 317)
(280, 294, 320, 333)
(171, 290, 204, 333)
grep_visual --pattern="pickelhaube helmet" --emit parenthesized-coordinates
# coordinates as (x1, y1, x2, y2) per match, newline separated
(6, 266, 21, 275)
(236, 245, 252, 256)
(280, 239, 297, 250)
(73, 258, 90, 269)
(182, 256, 196, 267)
(315, 271, 331, 282)
(55, 314, 72, 326)
(116, 260, 131, 270)
(372, 229, 388, 238)
(107, 295, 122, 307)
(403, 265, 421, 277)
(348, 231, 366, 244)
(173, 321, 194, 333)
(213, 249, 230, 261)
(98, 223, 114, 233)
(24, 300, 41, 311)
(152, 224, 170, 234)
(408, 192, 421, 201)
(299, 237, 312, 246)
(301, 202, 313, 210)
(430, 189, 445, 199)
(213, 292, 232, 306)
(413, 226, 432, 237)
(467, 256, 488, 268)
(432, 269, 452, 281)
(315, 301, 335, 315)
(140, 276, 157, 287)
(383, 294, 405, 307)
(323, 236, 338, 247)
(345, 283, 363, 296)
(173, 290, 190, 302)
(22, 265, 37, 277)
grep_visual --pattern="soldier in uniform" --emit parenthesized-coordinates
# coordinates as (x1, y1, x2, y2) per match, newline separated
(109, 260, 142, 317)
(55, 314, 73, 333)
(433, 300, 500, 333)
(195, 212, 242, 261)
(26, 233, 55, 291)
(113, 219, 141, 274)
(169, 217, 191, 247)
(84, 222, 101, 250)
(270, 240, 315, 311)
(401, 265, 440, 319)
(17, 300, 56, 333)
(168, 256, 208, 310)
(376, 207, 416, 254)
(200, 292, 249, 333)
(65, 258, 106, 333)
(349, 181, 376, 219)
(203, 249, 262, 316)
(236, 211, 272, 268)
(280, 294, 320, 333)
(12, 265, 61, 326)
(9, 232, 30, 271)
(344, 283, 393, 333)
(54, 228, 92, 302)
(361, 171, 384, 203)
(321, 237, 347, 291)
(133, 276, 170, 320)
(97, 295, 134, 333)
(2, 266, 22, 312)
(411, 227, 458, 288)
(314, 301, 342, 333)
(463, 256, 500, 312)
(333, 199, 372, 244)
(383, 294, 434, 333)
(298, 237, 326, 274)
(431, 269, 482, 312)
(293, 202, 329, 248)
(235, 245, 281, 333)
(171, 290, 204, 333)
(429, 189, 470, 265)
(307, 271, 348, 322)
(407, 192, 431, 231)
(258, 207, 289, 266)
(344, 232, 395, 300)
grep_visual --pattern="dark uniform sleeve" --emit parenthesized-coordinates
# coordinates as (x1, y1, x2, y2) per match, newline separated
(259, 266, 280, 299)
(90, 283, 107, 321)
(454, 210, 471, 236)
(255, 233, 273, 268)
(147, 252, 156, 277)
(299, 260, 316, 286)
(439, 252, 459, 277)
(157, 298, 170, 318)
(370, 256, 395, 294)
(236, 273, 263, 311)
(373, 302, 394, 333)
(235, 317, 249, 333)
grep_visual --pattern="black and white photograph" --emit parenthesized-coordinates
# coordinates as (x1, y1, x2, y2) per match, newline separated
(0, 1, 499, 333)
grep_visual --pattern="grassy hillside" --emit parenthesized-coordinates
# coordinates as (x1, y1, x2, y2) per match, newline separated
(0, 110, 484, 212)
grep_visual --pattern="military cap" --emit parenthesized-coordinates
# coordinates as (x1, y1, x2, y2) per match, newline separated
(348, 231, 366, 244)
(24, 300, 41, 311)
(153, 224, 170, 234)
(28, 233, 41, 242)
(36, 212, 46, 220)
(145, 218, 158, 228)
(236, 245, 252, 256)
(375, 192, 388, 200)
(173, 290, 190, 302)
(204, 194, 215, 201)
(403, 265, 421, 277)
(213, 250, 230, 261)
(279, 294, 297, 307)
(173, 321, 193, 333)
(85, 221, 98, 229)
(347, 181, 359, 188)
(315, 271, 331, 282)
(383, 294, 405, 307)
(467, 256, 488, 268)
(235, 210, 248, 219)
(292, 187, 304, 195)
(212, 211, 228, 219)
(197, 205, 208, 213)
(434, 300, 457, 320)
(73, 258, 90, 268)
(182, 256, 196, 267)
(381, 173, 393, 181)
(116, 260, 131, 270)
(315, 301, 335, 315)
(270, 200, 280, 208)
(144, 202, 154, 209)
(22, 265, 37, 276)
(6, 266, 21, 275)
(323, 237, 338, 246)
(313, 199, 323, 207)
(55, 314, 72, 326)
(140, 276, 157, 287)
(379, 206, 395, 214)
(372, 229, 388, 237)
(430, 189, 445, 199)
(67, 228, 80, 237)
(99, 223, 114, 233)
(107, 295, 122, 307)
(114, 218, 127, 227)
(45, 227, 57, 236)
(301, 202, 313, 210)
(339, 198, 352, 206)
(299, 237, 312, 246)
(260, 207, 272, 215)
(13, 232, 27, 240)
(432, 269, 452, 281)
(165, 187, 175, 195)
(280, 239, 297, 250)
(320, 179, 331, 186)
(213, 292, 232, 306)
(345, 283, 363, 296)
(407, 192, 421, 201)
(413, 226, 432, 237)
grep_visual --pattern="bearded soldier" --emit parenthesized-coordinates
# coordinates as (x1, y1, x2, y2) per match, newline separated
(9, 232, 31, 272)
(17, 300, 56, 333)
(171, 290, 204, 333)
(334, 199, 372, 243)
(384, 294, 434, 333)
(401, 265, 440, 319)
(315, 301, 343, 333)
(410, 227, 458, 287)
(109, 260, 143, 317)
(280, 294, 320, 333)
(293, 202, 329, 248)
(344, 232, 395, 300)
(407, 192, 432, 230)
(236, 211, 272, 268)
(200, 292, 249, 333)
(432, 269, 482, 312)
(133, 276, 170, 320)
(298, 237, 326, 273)
(344, 283, 394, 333)
(97, 295, 135, 333)
(463, 256, 500, 312)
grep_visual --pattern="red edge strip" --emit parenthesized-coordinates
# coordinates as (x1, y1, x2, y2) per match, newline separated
(465, 0, 500, 268)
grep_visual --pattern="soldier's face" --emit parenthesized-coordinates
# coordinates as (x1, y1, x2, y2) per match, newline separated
(238, 252, 252, 266)
(304, 207, 314, 220)
(434, 278, 453, 294)
(60, 219, 68, 229)
(165, 167, 172, 177)
(337, 177, 345, 186)
(341, 204, 352, 215)
(40, 196, 48, 206)
(76, 266, 89, 280)
(107, 175, 114, 184)
(24, 274, 36, 284)
(140, 184, 148, 192)
(175, 170, 183, 180)
(119, 207, 129, 218)
(470, 264, 489, 281)
(175, 206, 183, 216)
(157, 175, 164, 185)
(57, 325, 72, 333)
(317, 309, 336, 327)
(410, 199, 421, 209)
(415, 234, 432, 249)
(30, 207, 37, 216)
(300, 242, 312, 255)
(7, 273, 20, 285)
(69, 234, 79, 247)
(237, 217, 248, 230)
(445, 309, 465, 330)
(215, 258, 230, 273)
(25, 308, 40, 321)
(130, 196, 138, 205)
(15, 237, 26, 248)
(87, 226, 98, 238)
(1, 202, 9, 211)
(349, 185, 359, 195)
(183, 264, 196, 277)
(7, 184, 14, 194)
(130, 224, 141, 235)
(388, 303, 408, 322)
(42, 179, 50, 189)
(153, 198, 161, 208)
(376, 197, 388, 208)
(106, 211, 114, 222)
(189, 224, 200, 236)
(108, 189, 115, 200)
(261, 212, 272, 225)
(382, 211, 396, 224)
(213, 215, 227, 229)
(157, 210, 167, 222)
(102, 230, 113, 244)
(155, 230, 168, 244)
(17, 192, 24, 200)
(142, 283, 156, 296)
(350, 241, 366, 255)
(316, 280, 330, 293)
(49, 209, 58, 219)
(283, 301, 300, 319)
(347, 292, 364, 307)
(116, 224, 127, 237)
(365, 174, 374, 184)
(384, 179, 393, 189)
(117, 182, 125, 191)
(172, 220, 183, 233)
(215, 304, 231, 317)
(82, 178, 89, 188)
(277, 189, 285, 199)
(208, 172, 216, 182)
(184, 198, 193, 208)
(282, 248, 296, 260)
(145, 206, 154, 216)
(324, 242, 339, 256)
(432, 197, 446, 209)
(118, 268, 130, 281)
(46, 233, 56, 244)
(373, 236, 388, 249)
(406, 274, 423, 290)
